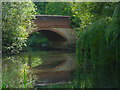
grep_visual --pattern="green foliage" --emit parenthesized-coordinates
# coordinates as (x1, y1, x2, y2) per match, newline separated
(2, 2, 36, 53)
(27, 32, 49, 47)
(70, 2, 116, 29)
(71, 2, 95, 28)
(34, 2, 72, 16)
(76, 3, 120, 88)
(45, 2, 72, 16)
(34, 2, 48, 15)
(2, 55, 36, 88)
(2, 2, 120, 88)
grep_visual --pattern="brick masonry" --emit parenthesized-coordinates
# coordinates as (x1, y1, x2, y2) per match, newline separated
(32, 15, 76, 49)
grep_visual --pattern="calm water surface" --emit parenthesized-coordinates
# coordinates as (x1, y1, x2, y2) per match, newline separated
(3, 50, 76, 86)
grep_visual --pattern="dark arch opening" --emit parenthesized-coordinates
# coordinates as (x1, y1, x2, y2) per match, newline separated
(38, 30, 67, 41)
(26, 30, 68, 50)
(27, 31, 49, 48)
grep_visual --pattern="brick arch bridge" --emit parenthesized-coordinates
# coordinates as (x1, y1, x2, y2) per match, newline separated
(32, 15, 76, 49)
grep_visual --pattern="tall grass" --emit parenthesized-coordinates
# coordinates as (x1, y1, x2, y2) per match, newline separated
(2, 66, 35, 88)
(2, 59, 36, 88)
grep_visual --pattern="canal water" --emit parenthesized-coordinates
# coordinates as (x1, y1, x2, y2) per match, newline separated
(2, 50, 76, 87)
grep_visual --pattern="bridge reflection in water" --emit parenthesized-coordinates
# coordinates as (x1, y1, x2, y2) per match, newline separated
(29, 51, 76, 85)
(2, 50, 76, 86)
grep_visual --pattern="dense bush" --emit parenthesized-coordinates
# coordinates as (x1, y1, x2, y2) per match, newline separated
(2, 2, 36, 53)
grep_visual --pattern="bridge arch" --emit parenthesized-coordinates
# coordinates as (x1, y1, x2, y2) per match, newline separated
(31, 15, 76, 49)
(30, 28, 68, 48)
(37, 28, 68, 41)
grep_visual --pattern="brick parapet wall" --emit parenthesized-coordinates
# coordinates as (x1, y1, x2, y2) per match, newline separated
(34, 15, 72, 28)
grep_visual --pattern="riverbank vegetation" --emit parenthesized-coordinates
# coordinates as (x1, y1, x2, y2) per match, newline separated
(2, 57, 36, 88)
(75, 3, 120, 88)
(2, 2, 120, 88)
(2, 2, 36, 53)
(2, 2, 37, 88)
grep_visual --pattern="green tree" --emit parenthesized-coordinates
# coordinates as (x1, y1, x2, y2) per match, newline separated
(70, 2, 116, 29)
(35, 2, 71, 15)
(76, 2, 120, 88)
(45, 2, 72, 16)
(34, 2, 48, 15)
(2, 2, 36, 53)
(34, 2, 72, 15)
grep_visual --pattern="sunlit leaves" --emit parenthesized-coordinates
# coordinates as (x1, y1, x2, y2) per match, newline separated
(70, 2, 100, 29)
(2, 2, 36, 53)
(31, 57, 42, 67)
(45, 2, 72, 15)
